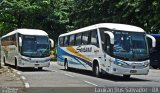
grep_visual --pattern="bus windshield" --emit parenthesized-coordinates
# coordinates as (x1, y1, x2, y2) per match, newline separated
(113, 31, 149, 61)
(22, 35, 49, 57)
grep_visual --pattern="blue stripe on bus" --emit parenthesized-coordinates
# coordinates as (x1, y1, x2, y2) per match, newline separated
(57, 47, 92, 68)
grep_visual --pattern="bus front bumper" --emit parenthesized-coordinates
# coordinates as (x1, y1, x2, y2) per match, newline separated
(18, 57, 50, 67)
(108, 63, 149, 75)
(18, 61, 50, 67)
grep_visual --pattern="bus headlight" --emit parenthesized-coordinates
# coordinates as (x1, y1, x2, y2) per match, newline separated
(21, 57, 29, 61)
(19, 57, 22, 62)
(143, 62, 149, 67)
(113, 61, 128, 66)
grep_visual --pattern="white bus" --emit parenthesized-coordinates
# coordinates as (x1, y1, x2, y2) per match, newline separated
(1, 29, 54, 70)
(57, 23, 156, 78)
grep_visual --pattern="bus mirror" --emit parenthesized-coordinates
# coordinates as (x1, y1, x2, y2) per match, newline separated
(104, 31, 114, 44)
(19, 37, 22, 47)
(49, 38, 54, 48)
(146, 34, 156, 48)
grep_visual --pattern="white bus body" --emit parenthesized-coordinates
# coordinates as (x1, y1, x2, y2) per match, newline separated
(1, 29, 53, 70)
(57, 23, 154, 77)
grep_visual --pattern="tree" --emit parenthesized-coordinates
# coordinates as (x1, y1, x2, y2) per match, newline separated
(69, 0, 160, 34)
(0, 0, 72, 42)
(1, 0, 160, 40)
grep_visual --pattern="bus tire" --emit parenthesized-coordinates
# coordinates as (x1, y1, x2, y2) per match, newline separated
(38, 67, 43, 70)
(93, 63, 100, 77)
(15, 58, 19, 70)
(3, 57, 7, 66)
(152, 66, 158, 69)
(64, 59, 69, 70)
(123, 75, 131, 78)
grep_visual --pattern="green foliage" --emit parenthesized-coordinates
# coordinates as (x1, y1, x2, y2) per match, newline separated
(50, 48, 57, 61)
(70, 0, 160, 33)
(0, 0, 71, 42)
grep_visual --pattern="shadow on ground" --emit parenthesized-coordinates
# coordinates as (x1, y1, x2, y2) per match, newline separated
(5, 64, 51, 72)
(60, 68, 151, 82)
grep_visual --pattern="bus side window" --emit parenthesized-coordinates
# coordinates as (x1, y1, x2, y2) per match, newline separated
(59, 37, 64, 47)
(91, 30, 99, 47)
(10, 35, 16, 45)
(82, 32, 89, 45)
(64, 36, 69, 46)
(75, 33, 82, 46)
(88, 31, 91, 44)
(13, 34, 16, 46)
(67, 36, 70, 46)
(69, 34, 75, 46)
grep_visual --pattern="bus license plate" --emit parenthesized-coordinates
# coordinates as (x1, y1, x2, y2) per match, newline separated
(35, 64, 39, 67)
(130, 70, 137, 73)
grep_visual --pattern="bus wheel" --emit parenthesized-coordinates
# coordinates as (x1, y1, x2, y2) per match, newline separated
(38, 67, 43, 70)
(152, 66, 158, 69)
(123, 75, 131, 78)
(3, 57, 7, 66)
(64, 61, 69, 70)
(15, 59, 19, 70)
(93, 64, 100, 77)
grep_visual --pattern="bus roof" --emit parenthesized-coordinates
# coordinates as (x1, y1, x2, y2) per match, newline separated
(59, 23, 145, 37)
(1, 29, 48, 38)
(150, 34, 160, 37)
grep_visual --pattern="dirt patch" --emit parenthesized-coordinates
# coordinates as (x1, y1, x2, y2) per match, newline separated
(0, 66, 25, 93)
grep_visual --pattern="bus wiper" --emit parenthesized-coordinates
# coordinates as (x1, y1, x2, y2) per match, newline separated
(41, 47, 49, 57)
(134, 56, 149, 61)
(31, 52, 36, 57)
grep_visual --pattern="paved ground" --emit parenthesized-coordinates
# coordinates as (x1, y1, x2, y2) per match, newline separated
(9, 62, 160, 93)
(11, 62, 160, 93)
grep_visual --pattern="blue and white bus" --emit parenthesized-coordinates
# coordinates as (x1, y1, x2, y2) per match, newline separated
(57, 23, 155, 78)
(1, 29, 54, 70)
